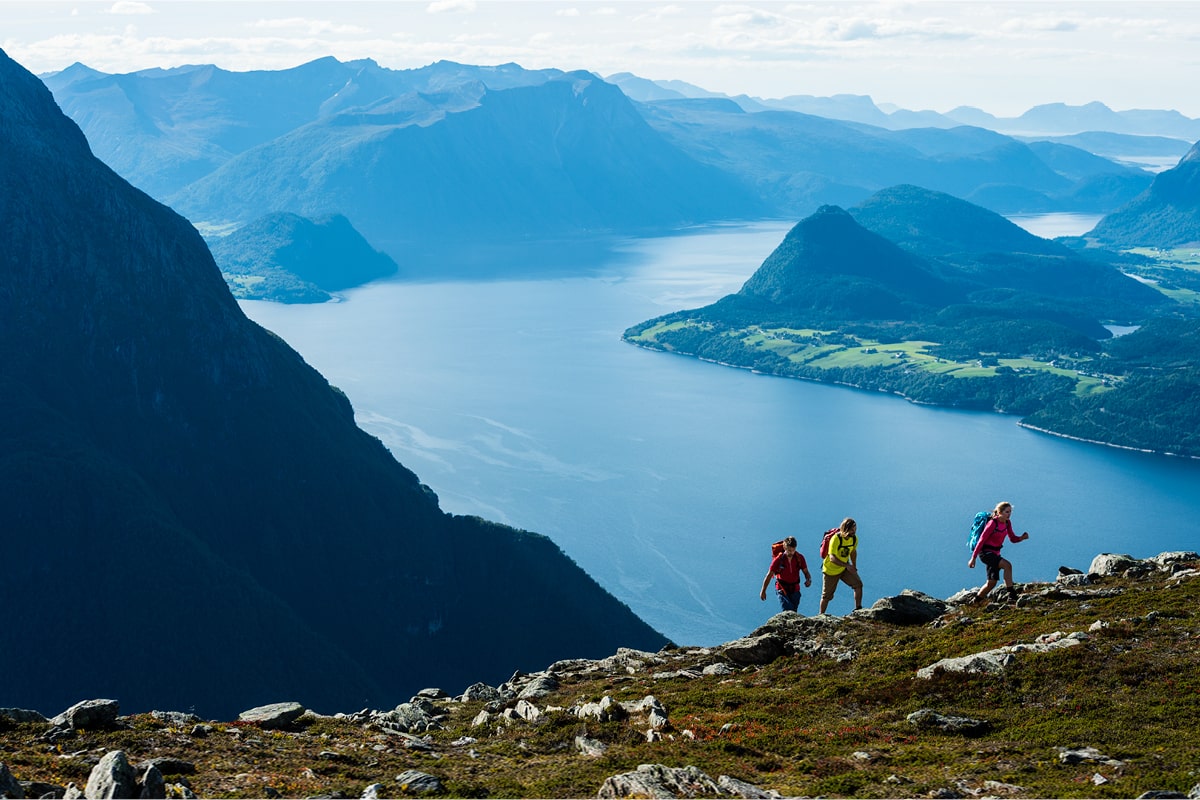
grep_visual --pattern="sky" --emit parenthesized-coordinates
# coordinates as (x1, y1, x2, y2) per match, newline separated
(3, 0, 1199, 118)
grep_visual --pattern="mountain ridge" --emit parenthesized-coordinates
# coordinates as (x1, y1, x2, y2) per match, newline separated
(1, 46, 667, 719)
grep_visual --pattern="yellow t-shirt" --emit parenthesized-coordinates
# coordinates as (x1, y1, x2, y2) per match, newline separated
(822, 533, 858, 575)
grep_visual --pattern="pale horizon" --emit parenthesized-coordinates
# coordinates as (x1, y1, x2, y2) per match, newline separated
(3, 0, 1200, 119)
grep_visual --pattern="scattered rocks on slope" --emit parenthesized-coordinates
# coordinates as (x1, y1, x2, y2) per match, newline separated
(916, 631, 1088, 678)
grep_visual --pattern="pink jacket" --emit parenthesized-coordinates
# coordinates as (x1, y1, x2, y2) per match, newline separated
(972, 518, 1020, 559)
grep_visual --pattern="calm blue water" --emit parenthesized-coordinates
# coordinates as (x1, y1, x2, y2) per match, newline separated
(241, 222, 1200, 646)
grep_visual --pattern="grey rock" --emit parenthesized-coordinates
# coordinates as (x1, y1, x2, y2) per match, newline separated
(860, 590, 947, 625)
(717, 774, 782, 798)
(374, 702, 441, 734)
(1057, 746, 1126, 767)
(918, 633, 1085, 678)
(138, 765, 164, 800)
(0, 763, 25, 799)
(1089, 553, 1141, 576)
(63, 784, 83, 799)
(52, 700, 120, 731)
(470, 710, 492, 728)
(1149, 551, 1200, 569)
(574, 696, 627, 723)
(1188, 782, 1200, 799)
(576, 735, 608, 757)
(414, 688, 449, 700)
(701, 662, 736, 676)
(459, 683, 501, 703)
(1137, 793, 1188, 799)
(361, 784, 386, 799)
(85, 750, 137, 800)
(0, 708, 47, 725)
(906, 709, 991, 736)
(515, 674, 559, 699)
(1056, 573, 1092, 587)
(236, 702, 306, 730)
(394, 770, 443, 794)
(721, 633, 785, 665)
(598, 764, 722, 798)
(503, 700, 541, 723)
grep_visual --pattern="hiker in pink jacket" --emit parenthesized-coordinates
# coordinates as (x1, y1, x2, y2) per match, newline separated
(968, 501, 1029, 602)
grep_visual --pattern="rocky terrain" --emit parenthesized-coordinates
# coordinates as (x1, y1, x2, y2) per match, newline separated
(2, 550, 1197, 799)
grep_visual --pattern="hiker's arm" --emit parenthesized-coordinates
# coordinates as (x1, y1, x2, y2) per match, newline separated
(760, 571, 774, 600)
(802, 567, 812, 586)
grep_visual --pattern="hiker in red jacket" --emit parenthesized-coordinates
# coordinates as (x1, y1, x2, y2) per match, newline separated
(968, 501, 1030, 603)
(760, 536, 812, 613)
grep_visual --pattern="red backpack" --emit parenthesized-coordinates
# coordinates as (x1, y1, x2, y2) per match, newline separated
(819, 527, 839, 559)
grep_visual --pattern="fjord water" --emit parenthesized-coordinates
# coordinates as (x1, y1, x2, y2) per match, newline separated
(242, 221, 1200, 646)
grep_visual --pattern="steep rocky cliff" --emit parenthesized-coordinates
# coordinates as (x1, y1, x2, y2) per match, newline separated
(0, 47, 666, 719)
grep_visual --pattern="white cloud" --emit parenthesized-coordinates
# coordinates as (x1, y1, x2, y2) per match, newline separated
(427, 0, 477, 13)
(555, 7, 581, 17)
(247, 17, 370, 36)
(109, 1, 154, 14)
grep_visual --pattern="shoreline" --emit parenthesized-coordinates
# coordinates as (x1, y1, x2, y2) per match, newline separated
(628, 338, 1198, 461)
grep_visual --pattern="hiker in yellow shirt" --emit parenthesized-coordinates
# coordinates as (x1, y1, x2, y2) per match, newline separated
(819, 517, 863, 615)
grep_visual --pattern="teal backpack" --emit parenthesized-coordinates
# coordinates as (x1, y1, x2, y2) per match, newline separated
(968, 511, 992, 550)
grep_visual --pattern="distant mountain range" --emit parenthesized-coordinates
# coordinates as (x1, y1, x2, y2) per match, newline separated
(0, 47, 666, 718)
(40, 57, 1189, 286)
(608, 73, 1200, 143)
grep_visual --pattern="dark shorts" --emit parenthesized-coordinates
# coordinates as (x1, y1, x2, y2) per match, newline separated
(980, 550, 1005, 582)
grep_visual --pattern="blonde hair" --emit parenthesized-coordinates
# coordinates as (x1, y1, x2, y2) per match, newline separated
(993, 502, 1012, 516)
(840, 517, 857, 535)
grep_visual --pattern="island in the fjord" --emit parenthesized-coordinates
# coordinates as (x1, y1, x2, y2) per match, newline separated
(624, 179, 1200, 459)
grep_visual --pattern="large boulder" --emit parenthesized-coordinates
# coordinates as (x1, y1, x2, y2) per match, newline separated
(1088, 553, 1141, 576)
(85, 751, 137, 800)
(237, 702, 306, 730)
(859, 590, 948, 625)
(51, 700, 120, 731)
(599, 764, 723, 798)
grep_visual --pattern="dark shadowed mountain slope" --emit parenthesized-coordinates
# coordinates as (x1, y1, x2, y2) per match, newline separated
(208, 212, 398, 303)
(735, 205, 960, 320)
(1089, 142, 1200, 247)
(167, 73, 763, 256)
(0, 48, 667, 719)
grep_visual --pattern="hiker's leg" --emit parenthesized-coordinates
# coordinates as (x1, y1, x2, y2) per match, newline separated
(777, 589, 799, 613)
(819, 573, 838, 614)
(975, 578, 997, 602)
(843, 570, 864, 610)
(1000, 558, 1014, 588)
(976, 552, 1001, 600)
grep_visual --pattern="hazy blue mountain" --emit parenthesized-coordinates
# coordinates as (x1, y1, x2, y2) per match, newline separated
(208, 212, 399, 303)
(605, 71, 688, 101)
(1089, 142, 1200, 247)
(944, 102, 1200, 140)
(1018, 131, 1193, 161)
(635, 99, 1132, 217)
(42, 57, 570, 199)
(1, 48, 666, 718)
(168, 73, 764, 259)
